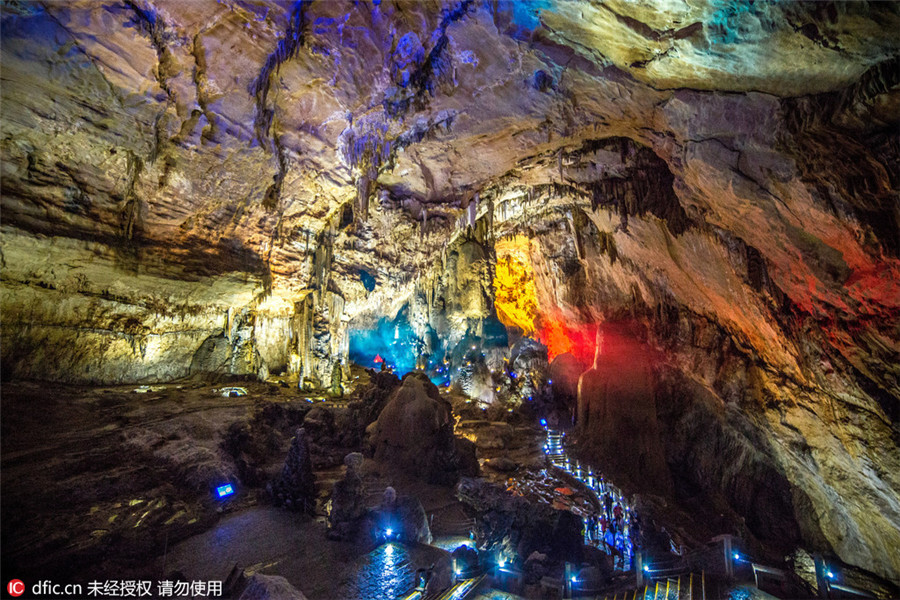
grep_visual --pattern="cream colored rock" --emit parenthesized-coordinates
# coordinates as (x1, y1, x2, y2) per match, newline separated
(1, 0, 898, 585)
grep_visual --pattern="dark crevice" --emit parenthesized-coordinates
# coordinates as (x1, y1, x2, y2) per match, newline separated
(123, 0, 175, 100)
(579, 138, 692, 235)
(249, 0, 310, 148)
(382, 0, 475, 118)
(781, 57, 900, 257)
(598, 1, 702, 44)
(191, 33, 217, 143)
(121, 151, 145, 243)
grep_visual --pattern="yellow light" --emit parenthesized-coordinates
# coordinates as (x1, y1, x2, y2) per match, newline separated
(493, 235, 538, 334)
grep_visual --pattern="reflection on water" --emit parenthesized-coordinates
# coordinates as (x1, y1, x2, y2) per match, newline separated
(345, 542, 415, 600)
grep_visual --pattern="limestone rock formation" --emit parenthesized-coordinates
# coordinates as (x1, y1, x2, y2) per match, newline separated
(238, 574, 308, 600)
(270, 428, 317, 514)
(548, 351, 586, 422)
(327, 452, 367, 540)
(1, 0, 899, 585)
(374, 487, 433, 545)
(372, 372, 478, 485)
(456, 477, 583, 565)
(576, 322, 672, 496)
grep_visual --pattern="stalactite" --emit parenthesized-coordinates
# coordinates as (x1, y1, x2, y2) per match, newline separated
(327, 291, 345, 369)
(355, 168, 375, 223)
(313, 230, 333, 308)
(121, 151, 144, 242)
(567, 210, 584, 261)
(299, 296, 312, 380)
(558, 149, 564, 184)
(484, 195, 495, 243)
(618, 195, 629, 232)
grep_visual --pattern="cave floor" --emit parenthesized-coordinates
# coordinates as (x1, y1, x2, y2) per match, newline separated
(0, 378, 824, 600)
(1, 380, 281, 584)
(163, 506, 450, 600)
(0, 379, 488, 598)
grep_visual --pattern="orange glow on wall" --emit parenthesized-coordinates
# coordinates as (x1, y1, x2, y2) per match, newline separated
(494, 235, 597, 365)
(537, 318, 597, 366)
(493, 236, 539, 334)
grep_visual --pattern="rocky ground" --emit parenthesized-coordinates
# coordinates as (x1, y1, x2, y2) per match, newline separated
(0, 375, 486, 598)
(3, 365, 898, 599)
(2, 0, 899, 587)
(1, 379, 294, 586)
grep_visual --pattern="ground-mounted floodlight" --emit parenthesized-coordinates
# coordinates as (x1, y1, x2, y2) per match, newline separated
(215, 483, 235, 499)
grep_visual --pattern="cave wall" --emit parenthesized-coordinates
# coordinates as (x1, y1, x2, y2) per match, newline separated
(480, 125, 899, 581)
(1, 0, 899, 583)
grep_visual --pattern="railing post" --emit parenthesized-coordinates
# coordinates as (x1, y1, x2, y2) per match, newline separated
(636, 552, 645, 588)
(701, 570, 706, 600)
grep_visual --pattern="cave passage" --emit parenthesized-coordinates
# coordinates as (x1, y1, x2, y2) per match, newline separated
(2, 1, 900, 599)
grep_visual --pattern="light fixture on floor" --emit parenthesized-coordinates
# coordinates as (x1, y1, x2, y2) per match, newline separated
(215, 483, 235, 498)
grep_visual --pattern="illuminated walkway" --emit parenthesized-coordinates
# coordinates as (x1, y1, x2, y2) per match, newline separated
(400, 575, 485, 600)
(543, 428, 637, 572)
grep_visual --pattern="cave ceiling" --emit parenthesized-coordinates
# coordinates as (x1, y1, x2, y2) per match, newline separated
(3, 0, 898, 311)
(3, 0, 900, 586)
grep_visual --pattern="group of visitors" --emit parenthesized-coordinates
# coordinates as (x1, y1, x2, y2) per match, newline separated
(582, 492, 641, 570)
